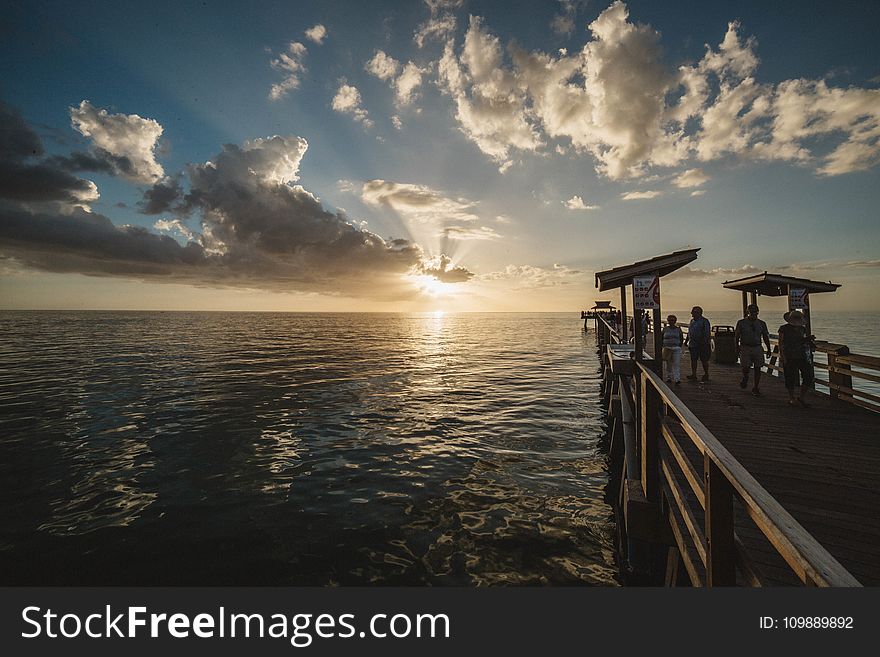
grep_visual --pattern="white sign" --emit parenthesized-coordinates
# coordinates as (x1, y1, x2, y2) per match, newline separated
(789, 288, 809, 310)
(633, 275, 660, 310)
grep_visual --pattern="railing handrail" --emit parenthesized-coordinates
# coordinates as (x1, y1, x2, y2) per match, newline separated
(638, 362, 861, 587)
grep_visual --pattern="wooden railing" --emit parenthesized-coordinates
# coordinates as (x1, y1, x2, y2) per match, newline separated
(638, 364, 860, 586)
(593, 313, 861, 586)
(767, 341, 880, 412)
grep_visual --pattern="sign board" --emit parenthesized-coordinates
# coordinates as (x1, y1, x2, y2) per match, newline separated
(789, 288, 809, 310)
(633, 275, 660, 310)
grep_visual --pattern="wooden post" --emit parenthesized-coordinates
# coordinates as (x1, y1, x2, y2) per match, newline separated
(749, 291, 757, 307)
(704, 455, 736, 586)
(653, 307, 663, 376)
(803, 293, 812, 340)
(620, 286, 628, 343)
(640, 373, 660, 504)
(634, 309, 643, 364)
(827, 345, 853, 403)
(741, 291, 748, 318)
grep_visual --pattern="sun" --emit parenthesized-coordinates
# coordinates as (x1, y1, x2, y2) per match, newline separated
(408, 274, 457, 298)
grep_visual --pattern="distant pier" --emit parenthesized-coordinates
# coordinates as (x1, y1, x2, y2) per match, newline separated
(590, 249, 880, 586)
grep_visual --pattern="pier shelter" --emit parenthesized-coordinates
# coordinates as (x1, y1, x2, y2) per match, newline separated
(595, 247, 700, 369)
(722, 272, 841, 337)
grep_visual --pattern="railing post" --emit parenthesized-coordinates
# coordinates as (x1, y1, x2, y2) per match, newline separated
(827, 346, 852, 403)
(704, 455, 736, 586)
(639, 371, 660, 504)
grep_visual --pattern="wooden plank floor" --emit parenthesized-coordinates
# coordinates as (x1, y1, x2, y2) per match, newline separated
(667, 350, 880, 585)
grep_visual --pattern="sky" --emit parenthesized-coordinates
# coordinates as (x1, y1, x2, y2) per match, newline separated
(1, 0, 879, 312)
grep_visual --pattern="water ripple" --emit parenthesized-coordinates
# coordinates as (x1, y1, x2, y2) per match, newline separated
(0, 311, 616, 585)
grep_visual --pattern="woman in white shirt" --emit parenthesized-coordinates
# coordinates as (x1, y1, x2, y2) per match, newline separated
(662, 315, 684, 386)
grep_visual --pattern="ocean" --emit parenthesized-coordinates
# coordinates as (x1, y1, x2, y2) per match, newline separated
(0, 311, 617, 585)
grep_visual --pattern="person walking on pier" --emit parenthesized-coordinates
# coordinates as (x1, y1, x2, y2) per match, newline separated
(735, 304, 772, 397)
(662, 314, 684, 385)
(778, 310, 815, 407)
(685, 306, 711, 382)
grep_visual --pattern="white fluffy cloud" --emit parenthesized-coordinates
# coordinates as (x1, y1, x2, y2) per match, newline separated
(332, 83, 373, 128)
(673, 168, 710, 188)
(441, 225, 500, 240)
(365, 50, 401, 80)
(621, 190, 662, 200)
(269, 42, 308, 100)
(437, 16, 542, 169)
(414, 0, 461, 48)
(69, 101, 164, 184)
(428, 1, 880, 180)
(563, 195, 599, 210)
(481, 263, 586, 288)
(304, 24, 326, 44)
(361, 179, 480, 224)
(366, 52, 428, 108)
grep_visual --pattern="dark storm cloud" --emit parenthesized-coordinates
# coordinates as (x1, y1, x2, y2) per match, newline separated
(138, 177, 184, 214)
(0, 103, 473, 298)
(0, 101, 44, 160)
(48, 148, 139, 180)
(0, 101, 99, 204)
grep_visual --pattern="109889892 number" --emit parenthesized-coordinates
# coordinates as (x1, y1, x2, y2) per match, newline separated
(783, 617, 853, 629)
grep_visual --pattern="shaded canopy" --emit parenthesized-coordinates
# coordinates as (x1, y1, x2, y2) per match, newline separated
(722, 272, 841, 296)
(591, 300, 616, 309)
(595, 248, 700, 291)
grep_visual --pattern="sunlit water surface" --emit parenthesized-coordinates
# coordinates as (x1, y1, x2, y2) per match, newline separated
(0, 312, 617, 585)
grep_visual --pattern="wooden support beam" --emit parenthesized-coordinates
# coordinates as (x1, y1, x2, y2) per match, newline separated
(620, 286, 628, 343)
(640, 372, 661, 504)
(704, 454, 736, 586)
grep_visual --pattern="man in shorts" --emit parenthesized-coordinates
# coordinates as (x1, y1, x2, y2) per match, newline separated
(735, 304, 772, 397)
(685, 306, 711, 382)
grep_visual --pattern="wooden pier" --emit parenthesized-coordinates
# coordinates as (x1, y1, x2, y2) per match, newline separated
(592, 250, 880, 587)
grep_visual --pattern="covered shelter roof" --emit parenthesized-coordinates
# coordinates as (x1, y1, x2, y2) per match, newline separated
(595, 248, 700, 291)
(591, 300, 616, 309)
(722, 272, 841, 296)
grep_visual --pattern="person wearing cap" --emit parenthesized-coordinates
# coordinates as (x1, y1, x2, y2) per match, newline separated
(778, 310, 815, 407)
(735, 304, 772, 397)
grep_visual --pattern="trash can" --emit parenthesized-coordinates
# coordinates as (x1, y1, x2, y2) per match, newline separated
(712, 325, 737, 364)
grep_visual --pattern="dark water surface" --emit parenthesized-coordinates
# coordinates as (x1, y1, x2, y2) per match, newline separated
(0, 312, 617, 585)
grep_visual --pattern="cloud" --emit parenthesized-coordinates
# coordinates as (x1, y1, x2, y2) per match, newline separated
(394, 62, 429, 106)
(427, 2, 880, 180)
(668, 264, 762, 279)
(414, 0, 461, 48)
(361, 179, 480, 224)
(437, 16, 543, 169)
(1, 103, 472, 299)
(0, 100, 99, 206)
(365, 50, 400, 81)
(418, 253, 474, 282)
(138, 177, 184, 214)
(69, 101, 164, 183)
(441, 225, 500, 240)
(391, 115, 403, 129)
(331, 83, 373, 128)
(690, 190, 706, 197)
(563, 195, 599, 210)
(621, 190, 662, 200)
(481, 262, 586, 288)
(551, 0, 579, 36)
(154, 217, 194, 240)
(304, 24, 326, 45)
(269, 41, 308, 100)
(367, 53, 428, 108)
(673, 168, 710, 188)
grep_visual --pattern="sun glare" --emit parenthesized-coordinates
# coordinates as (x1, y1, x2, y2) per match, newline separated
(409, 274, 457, 298)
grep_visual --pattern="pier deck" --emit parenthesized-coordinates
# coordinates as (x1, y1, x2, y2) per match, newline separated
(671, 352, 880, 585)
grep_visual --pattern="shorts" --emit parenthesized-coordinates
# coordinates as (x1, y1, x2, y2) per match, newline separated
(689, 343, 711, 361)
(740, 345, 764, 369)
(783, 359, 814, 389)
